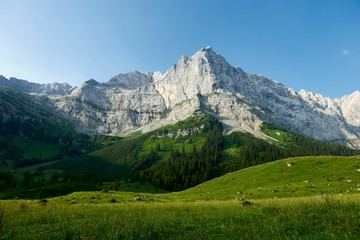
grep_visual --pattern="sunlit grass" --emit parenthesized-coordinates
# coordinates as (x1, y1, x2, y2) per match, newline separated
(1, 195, 360, 239)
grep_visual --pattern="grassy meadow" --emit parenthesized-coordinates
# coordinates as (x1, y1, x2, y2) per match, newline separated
(2, 156, 360, 239)
(1, 195, 360, 239)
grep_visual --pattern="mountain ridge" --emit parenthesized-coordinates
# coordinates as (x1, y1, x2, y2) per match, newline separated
(1, 47, 360, 148)
(0, 75, 75, 96)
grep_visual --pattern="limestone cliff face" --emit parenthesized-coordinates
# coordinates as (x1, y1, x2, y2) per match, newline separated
(51, 77, 166, 134)
(1, 47, 360, 148)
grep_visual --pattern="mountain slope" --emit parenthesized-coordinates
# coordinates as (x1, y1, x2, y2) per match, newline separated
(0, 86, 91, 172)
(0, 86, 76, 141)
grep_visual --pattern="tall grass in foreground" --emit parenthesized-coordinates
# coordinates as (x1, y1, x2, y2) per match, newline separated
(1, 195, 360, 239)
(0, 209, 5, 239)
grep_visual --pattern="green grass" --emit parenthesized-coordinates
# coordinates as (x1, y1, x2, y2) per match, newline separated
(176, 156, 360, 201)
(139, 137, 173, 161)
(139, 135, 205, 161)
(158, 114, 215, 132)
(128, 130, 142, 136)
(106, 181, 169, 193)
(260, 122, 295, 145)
(1, 195, 360, 239)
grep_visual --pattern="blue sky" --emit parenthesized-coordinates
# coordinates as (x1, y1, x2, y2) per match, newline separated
(0, 0, 359, 98)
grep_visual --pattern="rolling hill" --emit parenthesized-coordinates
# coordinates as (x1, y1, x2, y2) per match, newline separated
(42, 155, 360, 204)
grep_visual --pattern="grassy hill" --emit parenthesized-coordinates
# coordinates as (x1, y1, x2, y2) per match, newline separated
(175, 155, 360, 201)
(2, 156, 360, 239)
(36, 155, 360, 204)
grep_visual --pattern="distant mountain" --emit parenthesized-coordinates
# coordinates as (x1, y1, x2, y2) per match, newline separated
(0, 75, 74, 96)
(1, 47, 360, 148)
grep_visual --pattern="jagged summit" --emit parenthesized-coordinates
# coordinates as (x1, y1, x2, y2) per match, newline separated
(193, 46, 227, 63)
(199, 46, 216, 54)
(173, 46, 229, 70)
(107, 70, 154, 89)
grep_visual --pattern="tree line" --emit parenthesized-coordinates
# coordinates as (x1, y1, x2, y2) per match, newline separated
(0, 171, 100, 199)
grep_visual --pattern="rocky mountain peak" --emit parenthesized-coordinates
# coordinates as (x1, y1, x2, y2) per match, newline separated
(197, 46, 218, 57)
(340, 90, 360, 102)
(193, 46, 228, 66)
(84, 79, 100, 85)
(153, 47, 226, 109)
(107, 70, 154, 89)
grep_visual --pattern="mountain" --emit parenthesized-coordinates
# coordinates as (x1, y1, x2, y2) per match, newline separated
(1, 47, 360, 148)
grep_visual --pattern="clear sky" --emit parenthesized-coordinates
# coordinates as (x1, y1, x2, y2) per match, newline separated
(0, 0, 359, 98)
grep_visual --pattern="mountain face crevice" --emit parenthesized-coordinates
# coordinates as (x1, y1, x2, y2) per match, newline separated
(1, 47, 360, 148)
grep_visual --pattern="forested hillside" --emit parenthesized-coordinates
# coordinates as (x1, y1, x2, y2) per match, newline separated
(1, 108, 359, 198)
(133, 117, 360, 191)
